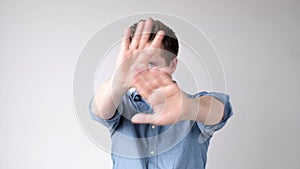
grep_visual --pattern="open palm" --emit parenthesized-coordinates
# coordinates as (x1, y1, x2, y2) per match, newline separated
(130, 68, 188, 125)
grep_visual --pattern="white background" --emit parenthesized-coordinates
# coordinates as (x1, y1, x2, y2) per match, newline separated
(1, 0, 299, 169)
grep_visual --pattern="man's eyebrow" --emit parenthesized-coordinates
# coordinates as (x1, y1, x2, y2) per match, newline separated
(148, 60, 158, 63)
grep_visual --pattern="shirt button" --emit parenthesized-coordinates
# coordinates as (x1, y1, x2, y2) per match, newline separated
(151, 125, 156, 129)
(150, 150, 155, 155)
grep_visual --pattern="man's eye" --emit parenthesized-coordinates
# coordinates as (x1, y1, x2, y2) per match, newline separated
(148, 62, 157, 67)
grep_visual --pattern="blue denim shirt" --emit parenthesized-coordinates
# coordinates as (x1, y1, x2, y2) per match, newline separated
(89, 90, 233, 169)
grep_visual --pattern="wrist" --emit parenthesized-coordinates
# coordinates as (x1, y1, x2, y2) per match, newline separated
(179, 95, 199, 122)
(110, 74, 129, 95)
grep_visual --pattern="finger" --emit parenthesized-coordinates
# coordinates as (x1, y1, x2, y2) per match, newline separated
(133, 81, 152, 99)
(147, 84, 180, 107)
(136, 68, 162, 88)
(129, 21, 144, 49)
(160, 84, 181, 98)
(150, 30, 165, 49)
(138, 18, 153, 49)
(148, 73, 161, 89)
(149, 68, 173, 86)
(131, 68, 170, 100)
(130, 68, 149, 86)
(120, 27, 131, 53)
(157, 66, 174, 76)
(131, 113, 160, 124)
(130, 70, 153, 98)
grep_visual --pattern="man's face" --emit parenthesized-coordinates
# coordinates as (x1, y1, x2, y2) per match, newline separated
(144, 42, 178, 75)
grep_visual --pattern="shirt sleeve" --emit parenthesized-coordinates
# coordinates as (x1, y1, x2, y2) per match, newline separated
(88, 94, 123, 132)
(192, 91, 233, 143)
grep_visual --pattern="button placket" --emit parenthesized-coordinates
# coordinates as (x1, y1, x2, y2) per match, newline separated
(149, 125, 159, 157)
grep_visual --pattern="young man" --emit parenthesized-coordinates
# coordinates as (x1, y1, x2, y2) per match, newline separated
(89, 18, 233, 169)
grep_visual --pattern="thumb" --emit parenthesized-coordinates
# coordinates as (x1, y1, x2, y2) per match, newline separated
(131, 113, 160, 124)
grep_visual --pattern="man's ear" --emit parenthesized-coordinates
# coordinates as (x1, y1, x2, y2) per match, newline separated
(169, 58, 178, 74)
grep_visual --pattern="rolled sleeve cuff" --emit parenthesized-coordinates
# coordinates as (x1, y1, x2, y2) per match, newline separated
(88, 95, 122, 132)
(193, 91, 233, 143)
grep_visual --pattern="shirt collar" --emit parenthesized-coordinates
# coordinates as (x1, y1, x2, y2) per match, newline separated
(128, 87, 142, 101)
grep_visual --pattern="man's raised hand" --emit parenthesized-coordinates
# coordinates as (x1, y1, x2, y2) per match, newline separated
(113, 18, 165, 91)
(130, 68, 193, 125)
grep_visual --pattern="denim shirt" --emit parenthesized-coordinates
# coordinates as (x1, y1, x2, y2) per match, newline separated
(89, 90, 233, 169)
